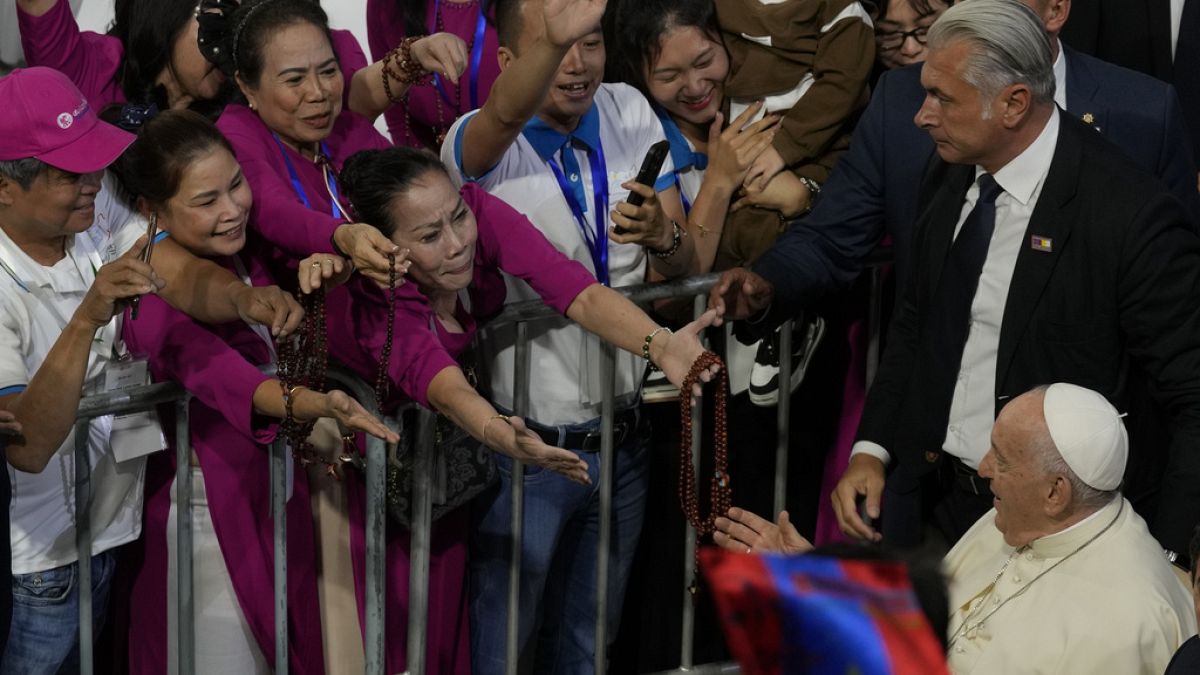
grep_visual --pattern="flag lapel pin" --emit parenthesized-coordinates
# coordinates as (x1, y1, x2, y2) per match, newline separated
(1030, 235, 1053, 252)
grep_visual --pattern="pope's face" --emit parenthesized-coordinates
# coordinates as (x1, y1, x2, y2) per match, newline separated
(978, 394, 1058, 547)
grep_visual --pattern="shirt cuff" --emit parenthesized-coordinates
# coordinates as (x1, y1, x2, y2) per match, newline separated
(850, 440, 891, 468)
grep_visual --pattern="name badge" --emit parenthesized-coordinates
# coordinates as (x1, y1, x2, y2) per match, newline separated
(105, 358, 167, 463)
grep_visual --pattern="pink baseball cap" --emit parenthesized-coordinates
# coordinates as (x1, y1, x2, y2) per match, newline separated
(0, 67, 134, 174)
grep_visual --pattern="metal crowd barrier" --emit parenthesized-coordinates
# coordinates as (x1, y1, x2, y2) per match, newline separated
(67, 248, 892, 675)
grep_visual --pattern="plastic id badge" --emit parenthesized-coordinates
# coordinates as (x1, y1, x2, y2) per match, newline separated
(105, 357, 167, 463)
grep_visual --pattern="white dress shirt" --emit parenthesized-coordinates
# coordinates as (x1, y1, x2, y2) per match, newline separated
(853, 109, 1062, 469)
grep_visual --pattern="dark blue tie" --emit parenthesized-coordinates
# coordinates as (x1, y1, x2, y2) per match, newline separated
(914, 174, 1004, 446)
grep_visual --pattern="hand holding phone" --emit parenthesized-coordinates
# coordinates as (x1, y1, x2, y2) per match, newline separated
(613, 140, 670, 233)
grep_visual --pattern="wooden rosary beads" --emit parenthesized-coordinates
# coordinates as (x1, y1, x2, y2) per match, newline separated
(373, 252, 399, 413)
(277, 285, 336, 477)
(677, 350, 732, 594)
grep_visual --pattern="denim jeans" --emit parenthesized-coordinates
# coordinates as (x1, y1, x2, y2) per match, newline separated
(1, 550, 117, 675)
(469, 412, 650, 675)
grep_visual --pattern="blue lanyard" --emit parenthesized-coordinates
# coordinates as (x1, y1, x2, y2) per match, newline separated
(430, 0, 487, 111)
(546, 140, 610, 286)
(271, 134, 347, 219)
(675, 174, 692, 216)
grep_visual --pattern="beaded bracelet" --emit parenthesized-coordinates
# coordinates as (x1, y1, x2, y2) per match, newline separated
(381, 36, 432, 103)
(651, 220, 683, 259)
(642, 326, 673, 371)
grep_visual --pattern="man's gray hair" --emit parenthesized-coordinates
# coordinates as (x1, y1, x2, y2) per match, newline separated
(927, 0, 1056, 106)
(0, 158, 50, 191)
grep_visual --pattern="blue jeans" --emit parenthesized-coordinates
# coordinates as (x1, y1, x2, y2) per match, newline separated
(1, 550, 117, 675)
(469, 412, 650, 675)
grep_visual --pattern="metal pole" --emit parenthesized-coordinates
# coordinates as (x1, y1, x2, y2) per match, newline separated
(773, 320, 793, 516)
(407, 409, 436, 675)
(175, 398, 195, 675)
(365, 429, 389, 675)
(73, 419, 93, 675)
(506, 322, 530, 675)
(866, 266, 884, 389)
(679, 294, 707, 669)
(594, 341, 616, 674)
(271, 436, 288, 675)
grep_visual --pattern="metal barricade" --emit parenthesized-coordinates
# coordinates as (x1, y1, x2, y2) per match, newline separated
(62, 248, 891, 675)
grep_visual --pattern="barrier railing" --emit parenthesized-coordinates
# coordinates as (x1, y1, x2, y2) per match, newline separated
(65, 246, 892, 675)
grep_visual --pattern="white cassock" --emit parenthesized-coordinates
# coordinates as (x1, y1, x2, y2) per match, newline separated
(943, 497, 1197, 674)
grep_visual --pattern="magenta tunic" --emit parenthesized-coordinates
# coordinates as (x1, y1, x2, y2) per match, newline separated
(365, 0, 500, 148)
(17, 0, 369, 109)
(333, 183, 595, 673)
(122, 254, 324, 675)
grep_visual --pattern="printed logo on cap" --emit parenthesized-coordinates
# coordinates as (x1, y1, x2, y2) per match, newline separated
(57, 113, 73, 129)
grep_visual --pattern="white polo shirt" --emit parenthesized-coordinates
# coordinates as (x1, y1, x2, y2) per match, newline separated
(442, 83, 673, 425)
(0, 173, 149, 574)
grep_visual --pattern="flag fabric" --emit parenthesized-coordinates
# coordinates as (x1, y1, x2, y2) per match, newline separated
(700, 549, 949, 675)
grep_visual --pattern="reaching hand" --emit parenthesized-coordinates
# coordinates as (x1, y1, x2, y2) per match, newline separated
(504, 416, 591, 485)
(706, 103, 779, 192)
(732, 171, 812, 217)
(714, 508, 813, 555)
(0, 410, 22, 438)
(412, 33, 469, 85)
(298, 254, 354, 295)
(323, 389, 400, 443)
(232, 284, 305, 338)
(830, 454, 886, 542)
(332, 223, 409, 287)
(542, 0, 607, 49)
(742, 145, 786, 193)
(653, 309, 722, 398)
(707, 267, 774, 321)
(76, 235, 164, 328)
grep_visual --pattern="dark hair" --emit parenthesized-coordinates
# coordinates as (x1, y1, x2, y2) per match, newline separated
(340, 147, 449, 237)
(109, 109, 235, 209)
(494, 0, 526, 49)
(609, 0, 721, 93)
(396, 0, 495, 45)
(879, 0, 952, 22)
(810, 543, 950, 650)
(215, 0, 337, 86)
(109, 0, 201, 107)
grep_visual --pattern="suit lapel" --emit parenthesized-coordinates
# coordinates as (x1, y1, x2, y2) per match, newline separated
(995, 119, 1082, 387)
(1064, 48, 1109, 134)
(1147, 0, 1174, 78)
(915, 160, 974, 298)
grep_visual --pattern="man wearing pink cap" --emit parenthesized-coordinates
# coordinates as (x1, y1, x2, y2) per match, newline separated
(0, 66, 302, 673)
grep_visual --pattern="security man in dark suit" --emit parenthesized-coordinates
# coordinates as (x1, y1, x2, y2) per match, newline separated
(711, 0, 1200, 563)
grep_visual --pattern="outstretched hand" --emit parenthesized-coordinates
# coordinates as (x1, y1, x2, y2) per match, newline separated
(714, 508, 813, 555)
(298, 254, 354, 295)
(412, 33, 469, 85)
(653, 309, 722, 398)
(504, 416, 592, 485)
(332, 223, 410, 287)
(324, 390, 400, 444)
(542, 0, 607, 48)
(707, 267, 774, 321)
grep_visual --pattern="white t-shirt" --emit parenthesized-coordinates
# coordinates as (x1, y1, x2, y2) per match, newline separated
(0, 173, 149, 574)
(442, 83, 673, 425)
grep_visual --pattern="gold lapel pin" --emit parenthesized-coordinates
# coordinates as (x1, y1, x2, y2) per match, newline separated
(1082, 112, 1095, 125)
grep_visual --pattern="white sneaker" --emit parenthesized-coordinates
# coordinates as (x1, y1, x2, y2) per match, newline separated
(748, 314, 827, 407)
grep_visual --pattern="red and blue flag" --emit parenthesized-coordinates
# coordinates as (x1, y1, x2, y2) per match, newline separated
(700, 549, 948, 675)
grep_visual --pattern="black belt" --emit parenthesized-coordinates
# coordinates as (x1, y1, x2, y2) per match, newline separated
(524, 408, 639, 452)
(951, 456, 992, 496)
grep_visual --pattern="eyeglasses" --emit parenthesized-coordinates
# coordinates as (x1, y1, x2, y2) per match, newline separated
(875, 26, 930, 51)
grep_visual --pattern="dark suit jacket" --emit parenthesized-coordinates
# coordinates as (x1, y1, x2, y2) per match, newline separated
(1060, 0, 1174, 80)
(856, 114, 1200, 553)
(753, 47, 1200, 311)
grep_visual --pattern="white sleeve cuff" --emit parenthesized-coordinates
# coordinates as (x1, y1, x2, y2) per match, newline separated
(851, 440, 892, 468)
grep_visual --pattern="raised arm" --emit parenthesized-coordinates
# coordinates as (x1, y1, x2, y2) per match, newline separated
(457, 0, 607, 177)
(348, 33, 469, 121)
(15, 0, 56, 16)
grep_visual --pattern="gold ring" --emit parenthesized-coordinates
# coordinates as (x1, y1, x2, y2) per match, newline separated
(312, 261, 322, 268)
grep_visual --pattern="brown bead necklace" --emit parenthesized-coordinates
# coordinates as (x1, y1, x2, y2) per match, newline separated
(677, 350, 732, 594)
(373, 253, 399, 412)
(277, 285, 337, 477)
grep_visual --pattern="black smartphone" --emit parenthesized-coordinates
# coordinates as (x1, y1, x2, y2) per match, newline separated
(613, 140, 671, 234)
